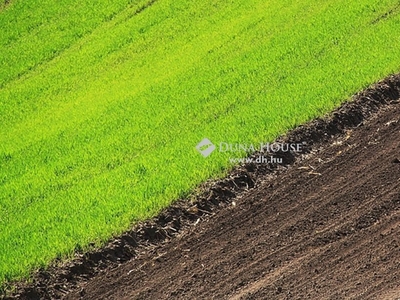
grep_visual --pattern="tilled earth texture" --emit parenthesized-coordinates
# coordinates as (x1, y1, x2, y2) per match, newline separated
(9, 75, 400, 299)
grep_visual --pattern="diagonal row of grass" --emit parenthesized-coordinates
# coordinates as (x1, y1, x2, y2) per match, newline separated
(0, 0, 400, 285)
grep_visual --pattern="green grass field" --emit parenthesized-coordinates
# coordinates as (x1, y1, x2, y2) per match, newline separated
(1, 0, 400, 285)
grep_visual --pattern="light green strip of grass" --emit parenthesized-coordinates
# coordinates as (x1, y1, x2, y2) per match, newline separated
(0, 0, 400, 285)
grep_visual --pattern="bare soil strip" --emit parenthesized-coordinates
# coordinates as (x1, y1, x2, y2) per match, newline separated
(5, 74, 400, 299)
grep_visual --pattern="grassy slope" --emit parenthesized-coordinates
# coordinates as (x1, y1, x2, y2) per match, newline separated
(1, 0, 400, 284)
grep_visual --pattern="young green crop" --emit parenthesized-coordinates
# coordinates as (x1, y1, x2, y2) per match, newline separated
(0, 0, 400, 285)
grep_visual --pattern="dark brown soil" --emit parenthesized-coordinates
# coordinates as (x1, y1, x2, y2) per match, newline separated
(5, 74, 400, 299)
